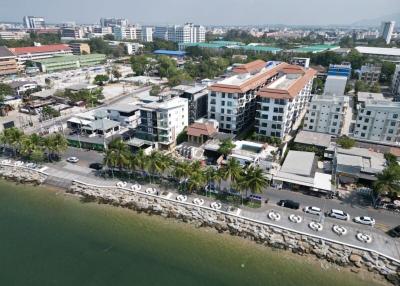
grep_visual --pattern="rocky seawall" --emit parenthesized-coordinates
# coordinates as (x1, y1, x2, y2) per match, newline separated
(69, 181, 400, 285)
(0, 165, 47, 185)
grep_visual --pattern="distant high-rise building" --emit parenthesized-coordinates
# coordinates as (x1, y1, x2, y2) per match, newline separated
(141, 26, 153, 42)
(23, 16, 45, 29)
(392, 64, 400, 101)
(100, 18, 128, 28)
(154, 23, 205, 43)
(380, 21, 395, 44)
(113, 25, 141, 41)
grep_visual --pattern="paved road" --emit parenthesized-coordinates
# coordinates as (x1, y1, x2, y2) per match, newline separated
(61, 147, 400, 230)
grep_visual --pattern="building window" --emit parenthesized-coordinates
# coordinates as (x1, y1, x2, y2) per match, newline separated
(393, 114, 399, 119)
(334, 115, 339, 119)
(227, 101, 233, 107)
(390, 121, 396, 126)
(226, 117, 231, 122)
(227, 109, 232, 114)
(364, 118, 369, 123)
(221, 101, 225, 106)
(222, 93, 226, 98)
(386, 136, 392, 141)
(262, 123, 267, 127)
(226, 124, 231, 129)
(221, 108, 224, 113)
(366, 111, 371, 116)
(228, 93, 233, 98)
(210, 99, 216, 104)
(261, 114, 268, 119)
(220, 116, 224, 121)
(362, 126, 367, 130)
(331, 129, 336, 133)
(388, 129, 394, 134)
(361, 133, 365, 137)
(332, 122, 337, 126)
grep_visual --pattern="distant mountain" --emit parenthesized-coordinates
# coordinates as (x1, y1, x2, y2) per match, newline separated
(351, 13, 400, 27)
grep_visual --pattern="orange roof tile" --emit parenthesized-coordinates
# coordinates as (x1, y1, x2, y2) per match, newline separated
(232, 60, 266, 74)
(209, 62, 288, 94)
(10, 44, 71, 55)
(187, 122, 217, 137)
(257, 67, 317, 100)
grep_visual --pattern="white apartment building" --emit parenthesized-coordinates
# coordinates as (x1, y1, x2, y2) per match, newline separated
(324, 75, 347, 96)
(359, 64, 381, 84)
(100, 18, 128, 28)
(208, 60, 282, 134)
(154, 26, 169, 40)
(0, 31, 29, 40)
(392, 64, 400, 101)
(155, 23, 205, 43)
(353, 99, 400, 144)
(23, 16, 45, 29)
(113, 25, 141, 41)
(256, 65, 316, 140)
(137, 97, 189, 149)
(380, 21, 395, 44)
(303, 94, 350, 135)
(61, 27, 85, 39)
(141, 26, 153, 42)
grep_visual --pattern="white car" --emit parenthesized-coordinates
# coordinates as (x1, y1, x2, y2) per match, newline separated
(66, 157, 79, 163)
(354, 216, 375, 226)
(303, 206, 322, 215)
(328, 209, 350, 221)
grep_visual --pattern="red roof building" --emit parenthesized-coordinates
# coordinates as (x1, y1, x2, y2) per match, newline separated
(9, 44, 72, 67)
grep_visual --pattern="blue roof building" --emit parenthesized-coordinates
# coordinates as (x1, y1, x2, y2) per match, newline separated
(153, 50, 186, 58)
(328, 63, 352, 78)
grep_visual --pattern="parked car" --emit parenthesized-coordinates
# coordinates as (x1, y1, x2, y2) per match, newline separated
(388, 225, 400, 238)
(89, 162, 103, 170)
(277, 200, 300, 210)
(328, 209, 350, 221)
(303, 206, 322, 216)
(66, 157, 79, 163)
(354, 216, 375, 226)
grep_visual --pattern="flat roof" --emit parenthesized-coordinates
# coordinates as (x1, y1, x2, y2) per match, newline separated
(280, 150, 316, 177)
(9, 81, 37, 88)
(295, 131, 332, 148)
(291, 44, 339, 53)
(107, 103, 139, 113)
(355, 46, 400, 57)
(357, 92, 386, 102)
(33, 54, 106, 64)
(153, 50, 186, 56)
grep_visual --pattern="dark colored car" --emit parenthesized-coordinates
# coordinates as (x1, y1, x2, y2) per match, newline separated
(388, 225, 400, 238)
(277, 199, 300, 210)
(89, 163, 103, 170)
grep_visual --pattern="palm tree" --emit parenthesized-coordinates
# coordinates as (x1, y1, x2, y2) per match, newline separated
(233, 174, 249, 205)
(245, 166, 269, 198)
(147, 151, 169, 183)
(221, 158, 243, 189)
(218, 139, 236, 158)
(52, 133, 68, 159)
(373, 164, 400, 197)
(133, 149, 148, 174)
(187, 170, 206, 193)
(3, 128, 24, 156)
(173, 161, 191, 192)
(108, 139, 130, 172)
(204, 166, 216, 197)
(103, 149, 117, 178)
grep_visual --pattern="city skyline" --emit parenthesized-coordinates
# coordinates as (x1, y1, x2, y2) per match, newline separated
(0, 0, 399, 26)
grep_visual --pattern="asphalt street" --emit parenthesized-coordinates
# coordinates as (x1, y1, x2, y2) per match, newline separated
(61, 147, 400, 230)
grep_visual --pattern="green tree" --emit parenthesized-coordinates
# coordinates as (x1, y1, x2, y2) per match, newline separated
(108, 139, 130, 171)
(370, 82, 381, 93)
(245, 166, 268, 196)
(112, 66, 122, 81)
(187, 169, 206, 193)
(354, 80, 369, 94)
(0, 83, 13, 97)
(149, 84, 161, 97)
(130, 55, 150, 76)
(221, 158, 243, 187)
(373, 164, 400, 196)
(88, 38, 112, 55)
(218, 139, 236, 157)
(336, 136, 355, 149)
(380, 61, 396, 84)
(94, 74, 109, 85)
(104, 149, 118, 178)
(384, 153, 398, 166)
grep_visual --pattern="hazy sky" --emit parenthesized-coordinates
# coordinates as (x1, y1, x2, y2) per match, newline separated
(0, 0, 399, 25)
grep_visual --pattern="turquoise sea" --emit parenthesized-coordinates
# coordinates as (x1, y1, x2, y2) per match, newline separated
(0, 180, 385, 286)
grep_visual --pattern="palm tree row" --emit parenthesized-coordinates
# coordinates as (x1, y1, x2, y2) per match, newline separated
(0, 127, 68, 163)
(104, 139, 269, 200)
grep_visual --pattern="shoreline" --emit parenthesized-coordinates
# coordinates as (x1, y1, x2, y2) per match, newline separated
(0, 164, 399, 285)
(4, 179, 390, 286)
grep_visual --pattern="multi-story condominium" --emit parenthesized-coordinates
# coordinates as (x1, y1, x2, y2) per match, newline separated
(141, 27, 153, 42)
(9, 44, 73, 69)
(303, 94, 350, 135)
(256, 65, 316, 140)
(392, 64, 400, 101)
(353, 99, 400, 144)
(0, 46, 18, 76)
(173, 84, 209, 124)
(113, 25, 141, 41)
(208, 60, 284, 134)
(155, 23, 205, 43)
(69, 43, 91, 55)
(100, 18, 128, 28)
(154, 26, 169, 40)
(137, 97, 189, 150)
(92, 26, 113, 35)
(327, 63, 351, 78)
(291, 57, 310, 69)
(324, 75, 347, 96)
(359, 64, 381, 84)
(23, 16, 45, 29)
(0, 31, 29, 40)
(61, 27, 85, 39)
(380, 21, 395, 44)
